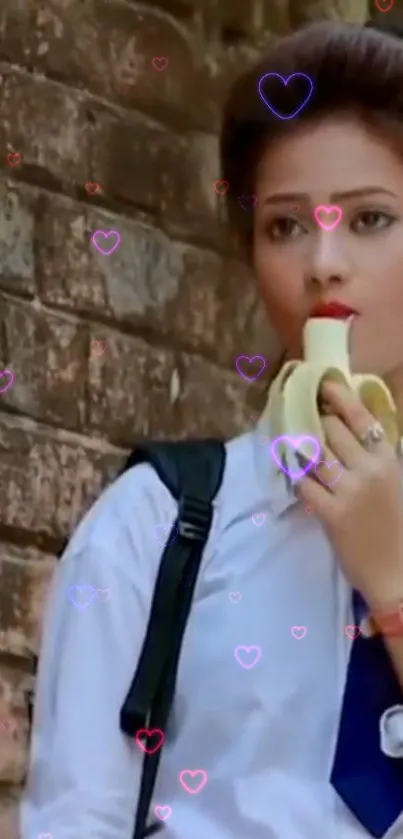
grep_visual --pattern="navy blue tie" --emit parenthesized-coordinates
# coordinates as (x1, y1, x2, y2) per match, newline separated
(331, 590, 403, 836)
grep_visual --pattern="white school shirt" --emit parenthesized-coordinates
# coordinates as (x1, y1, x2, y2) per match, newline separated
(20, 428, 403, 839)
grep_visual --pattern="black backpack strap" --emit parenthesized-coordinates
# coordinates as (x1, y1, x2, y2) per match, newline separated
(119, 439, 226, 839)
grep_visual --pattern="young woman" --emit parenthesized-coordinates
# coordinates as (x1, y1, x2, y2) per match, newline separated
(20, 18, 403, 839)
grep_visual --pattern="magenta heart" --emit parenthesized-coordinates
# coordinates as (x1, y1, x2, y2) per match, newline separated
(314, 204, 343, 232)
(235, 355, 266, 382)
(0, 369, 14, 394)
(179, 769, 208, 794)
(234, 645, 261, 669)
(229, 591, 241, 603)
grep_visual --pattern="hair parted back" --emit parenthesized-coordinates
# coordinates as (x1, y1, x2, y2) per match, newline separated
(220, 20, 403, 256)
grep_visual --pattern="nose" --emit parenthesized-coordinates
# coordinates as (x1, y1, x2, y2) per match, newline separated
(305, 230, 352, 291)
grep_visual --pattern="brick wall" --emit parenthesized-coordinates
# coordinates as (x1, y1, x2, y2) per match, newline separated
(0, 0, 373, 834)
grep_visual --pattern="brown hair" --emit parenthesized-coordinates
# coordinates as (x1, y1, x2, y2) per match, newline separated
(220, 20, 403, 257)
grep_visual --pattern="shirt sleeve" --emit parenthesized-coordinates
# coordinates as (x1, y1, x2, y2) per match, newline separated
(19, 539, 154, 839)
(380, 705, 403, 758)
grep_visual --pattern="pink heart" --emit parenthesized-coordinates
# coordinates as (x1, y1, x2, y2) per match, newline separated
(235, 355, 266, 382)
(91, 339, 107, 357)
(135, 727, 165, 755)
(91, 229, 121, 255)
(314, 205, 343, 232)
(154, 805, 172, 821)
(152, 56, 168, 71)
(234, 645, 261, 669)
(229, 591, 241, 603)
(252, 512, 266, 527)
(291, 626, 307, 639)
(0, 369, 14, 394)
(345, 625, 361, 640)
(179, 768, 208, 794)
(314, 459, 343, 487)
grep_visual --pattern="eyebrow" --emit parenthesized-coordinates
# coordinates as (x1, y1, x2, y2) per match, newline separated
(263, 187, 398, 206)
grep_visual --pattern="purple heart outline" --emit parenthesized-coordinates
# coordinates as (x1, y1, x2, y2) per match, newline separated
(270, 435, 321, 480)
(68, 585, 96, 610)
(257, 72, 314, 120)
(0, 369, 14, 394)
(236, 355, 266, 382)
(238, 194, 257, 212)
(91, 229, 121, 256)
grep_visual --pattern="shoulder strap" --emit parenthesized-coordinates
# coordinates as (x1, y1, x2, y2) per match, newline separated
(120, 439, 226, 839)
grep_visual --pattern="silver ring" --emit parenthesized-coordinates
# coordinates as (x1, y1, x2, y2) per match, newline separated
(359, 422, 385, 451)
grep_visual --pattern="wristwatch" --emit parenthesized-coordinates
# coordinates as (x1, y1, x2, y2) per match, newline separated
(370, 602, 403, 637)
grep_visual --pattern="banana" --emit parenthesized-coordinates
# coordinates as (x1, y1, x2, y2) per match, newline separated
(259, 316, 399, 473)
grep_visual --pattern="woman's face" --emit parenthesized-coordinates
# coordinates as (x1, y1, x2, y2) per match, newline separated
(252, 116, 403, 379)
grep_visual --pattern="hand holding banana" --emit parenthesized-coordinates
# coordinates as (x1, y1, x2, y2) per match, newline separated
(263, 315, 403, 609)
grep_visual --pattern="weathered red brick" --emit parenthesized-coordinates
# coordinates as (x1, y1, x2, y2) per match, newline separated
(0, 413, 123, 544)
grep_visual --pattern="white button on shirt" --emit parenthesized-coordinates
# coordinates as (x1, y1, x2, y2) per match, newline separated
(20, 429, 403, 839)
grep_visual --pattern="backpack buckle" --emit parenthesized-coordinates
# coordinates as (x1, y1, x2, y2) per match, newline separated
(177, 494, 212, 542)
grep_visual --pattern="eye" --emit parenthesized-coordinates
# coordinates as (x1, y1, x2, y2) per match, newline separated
(265, 217, 305, 241)
(351, 210, 395, 234)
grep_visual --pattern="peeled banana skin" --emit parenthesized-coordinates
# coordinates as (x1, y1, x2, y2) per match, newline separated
(260, 316, 399, 474)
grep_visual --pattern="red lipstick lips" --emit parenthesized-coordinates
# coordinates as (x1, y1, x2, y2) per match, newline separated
(309, 301, 359, 320)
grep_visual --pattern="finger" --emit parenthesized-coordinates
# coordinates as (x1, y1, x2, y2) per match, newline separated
(320, 381, 389, 455)
(313, 452, 345, 491)
(321, 415, 365, 469)
(296, 470, 336, 519)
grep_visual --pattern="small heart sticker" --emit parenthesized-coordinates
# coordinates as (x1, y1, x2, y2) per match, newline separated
(0, 369, 14, 394)
(135, 727, 165, 755)
(314, 205, 343, 232)
(236, 355, 266, 382)
(238, 194, 257, 212)
(213, 179, 229, 196)
(91, 229, 121, 256)
(179, 768, 208, 794)
(151, 56, 168, 71)
(345, 625, 361, 640)
(314, 459, 343, 487)
(234, 645, 262, 669)
(7, 152, 21, 167)
(251, 512, 266, 527)
(291, 625, 307, 639)
(85, 182, 101, 195)
(154, 805, 172, 821)
(91, 339, 107, 357)
(375, 0, 394, 10)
